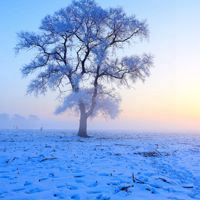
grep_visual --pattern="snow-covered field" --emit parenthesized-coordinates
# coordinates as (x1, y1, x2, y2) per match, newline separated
(0, 130, 199, 200)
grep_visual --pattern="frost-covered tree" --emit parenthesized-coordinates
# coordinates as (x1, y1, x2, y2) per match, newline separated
(16, 0, 152, 137)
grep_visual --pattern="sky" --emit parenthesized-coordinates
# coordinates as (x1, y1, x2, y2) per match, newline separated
(0, 0, 199, 133)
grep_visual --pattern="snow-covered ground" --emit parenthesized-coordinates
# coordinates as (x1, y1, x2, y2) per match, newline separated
(0, 130, 199, 200)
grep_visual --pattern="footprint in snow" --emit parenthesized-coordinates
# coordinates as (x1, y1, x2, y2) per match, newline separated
(71, 169, 82, 173)
(87, 181, 98, 188)
(0, 171, 9, 174)
(75, 179, 84, 183)
(53, 193, 65, 199)
(66, 185, 78, 190)
(38, 177, 48, 182)
(12, 188, 25, 192)
(49, 173, 55, 177)
(98, 172, 110, 176)
(24, 181, 32, 186)
(0, 191, 8, 198)
(0, 175, 10, 179)
(96, 194, 110, 200)
(71, 194, 80, 200)
(74, 174, 84, 178)
(57, 185, 65, 189)
(25, 188, 43, 194)
(74, 174, 85, 183)
(87, 190, 101, 194)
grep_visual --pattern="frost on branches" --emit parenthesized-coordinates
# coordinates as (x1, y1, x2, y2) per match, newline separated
(16, 0, 153, 137)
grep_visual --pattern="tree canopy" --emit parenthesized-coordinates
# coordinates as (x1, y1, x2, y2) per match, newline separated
(16, 0, 153, 137)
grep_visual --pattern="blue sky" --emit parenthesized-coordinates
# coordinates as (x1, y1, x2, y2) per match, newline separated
(0, 0, 200, 132)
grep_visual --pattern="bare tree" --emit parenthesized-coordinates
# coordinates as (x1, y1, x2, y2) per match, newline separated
(16, 0, 153, 137)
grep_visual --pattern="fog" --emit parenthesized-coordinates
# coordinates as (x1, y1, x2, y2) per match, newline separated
(0, 113, 40, 129)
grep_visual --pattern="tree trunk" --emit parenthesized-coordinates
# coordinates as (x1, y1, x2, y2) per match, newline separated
(78, 103, 88, 137)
